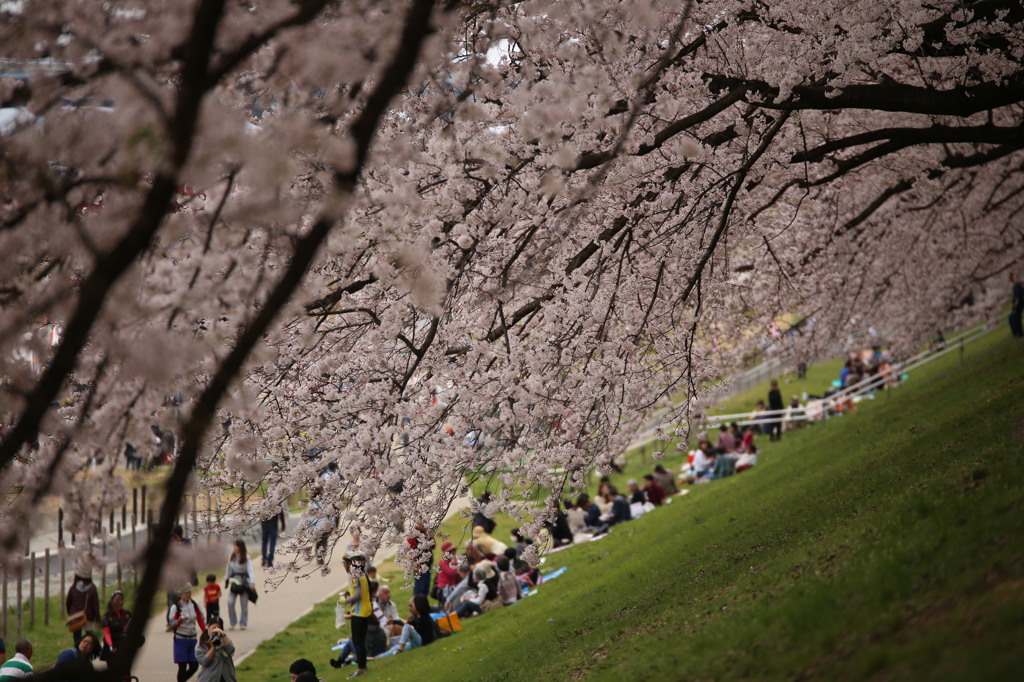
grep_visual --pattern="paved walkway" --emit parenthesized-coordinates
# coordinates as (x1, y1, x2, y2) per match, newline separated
(130, 500, 472, 680)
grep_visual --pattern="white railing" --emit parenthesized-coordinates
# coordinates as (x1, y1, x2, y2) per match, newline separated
(628, 319, 1001, 447)
(700, 320, 999, 429)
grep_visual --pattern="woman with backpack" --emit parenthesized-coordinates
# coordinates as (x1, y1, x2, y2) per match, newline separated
(224, 540, 256, 630)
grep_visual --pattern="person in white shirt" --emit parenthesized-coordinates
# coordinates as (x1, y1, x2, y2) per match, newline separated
(0, 638, 33, 680)
(691, 440, 714, 478)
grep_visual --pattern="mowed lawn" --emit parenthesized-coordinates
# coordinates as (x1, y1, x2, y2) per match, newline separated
(244, 331, 1024, 681)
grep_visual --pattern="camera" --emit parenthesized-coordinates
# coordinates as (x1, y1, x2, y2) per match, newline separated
(211, 634, 222, 647)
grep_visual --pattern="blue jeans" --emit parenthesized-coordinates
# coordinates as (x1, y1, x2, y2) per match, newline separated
(413, 569, 432, 597)
(335, 639, 355, 664)
(261, 524, 279, 565)
(455, 600, 482, 619)
(376, 623, 422, 658)
(227, 590, 249, 627)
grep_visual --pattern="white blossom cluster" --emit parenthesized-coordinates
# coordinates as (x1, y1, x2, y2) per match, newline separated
(0, 0, 1021, 584)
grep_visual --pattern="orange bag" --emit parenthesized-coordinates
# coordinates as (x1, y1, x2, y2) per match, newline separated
(66, 611, 87, 633)
(435, 613, 462, 633)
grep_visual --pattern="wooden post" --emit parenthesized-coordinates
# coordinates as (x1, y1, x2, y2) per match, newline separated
(133, 487, 138, 527)
(29, 552, 35, 629)
(122, 503, 127, 532)
(60, 556, 66, 615)
(141, 485, 147, 522)
(116, 526, 123, 591)
(2, 563, 7, 642)
(44, 549, 50, 626)
(132, 522, 138, 587)
(58, 508, 64, 547)
(16, 563, 23, 637)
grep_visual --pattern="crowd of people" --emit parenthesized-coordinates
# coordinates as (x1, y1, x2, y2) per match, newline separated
(0, 533, 259, 682)
(1, 363, 877, 681)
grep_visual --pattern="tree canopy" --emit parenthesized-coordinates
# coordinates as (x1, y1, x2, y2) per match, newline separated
(2, 1, 1022, 674)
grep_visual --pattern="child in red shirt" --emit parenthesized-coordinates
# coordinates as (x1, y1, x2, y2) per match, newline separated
(203, 573, 221, 622)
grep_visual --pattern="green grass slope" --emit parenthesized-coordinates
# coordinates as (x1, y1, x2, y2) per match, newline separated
(242, 330, 1024, 681)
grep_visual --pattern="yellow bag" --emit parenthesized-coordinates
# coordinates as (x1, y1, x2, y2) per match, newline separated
(435, 613, 462, 633)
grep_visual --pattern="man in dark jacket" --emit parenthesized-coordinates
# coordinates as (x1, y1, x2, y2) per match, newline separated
(767, 380, 785, 441)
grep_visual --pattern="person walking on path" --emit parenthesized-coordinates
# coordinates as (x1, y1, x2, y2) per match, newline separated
(225, 540, 256, 630)
(1010, 272, 1024, 338)
(768, 380, 785, 441)
(261, 508, 287, 568)
(168, 584, 205, 682)
(65, 567, 101, 646)
(339, 551, 371, 679)
(100, 590, 132, 661)
(203, 574, 222, 623)
(0, 639, 33, 680)
(195, 616, 237, 682)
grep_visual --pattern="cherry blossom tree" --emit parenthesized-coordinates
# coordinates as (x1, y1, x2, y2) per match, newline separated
(1, 1, 1022, 676)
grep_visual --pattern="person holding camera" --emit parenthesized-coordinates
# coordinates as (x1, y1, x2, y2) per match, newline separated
(195, 616, 236, 682)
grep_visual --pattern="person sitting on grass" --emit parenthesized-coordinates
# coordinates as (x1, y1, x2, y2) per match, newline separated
(288, 659, 325, 682)
(626, 479, 644, 505)
(691, 440, 714, 479)
(375, 595, 439, 658)
(642, 474, 666, 506)
(375, 585, 402, 631)
(510, 528, 534, 559)
(435, 541, 462, 605)
(735, 444, 758, 473)
(565, 498, 587, 536)
(595, 478, 614, 515)
(711, 446, 736, 479)
(601, 487, 632, 525)
(740, 425, 756, 452)
(544, 499, 574, 548)
(443, 563, 474, 613)
(716, 424, 736, 453)
(576, 494, 609, 536)
(496, 556, 522, 605)
(514, 550, 542, 589)
(0, 638, 33, 679)
(54, 633, 99, 682)
(454, 563, 502, 619)
(652, 464, 678, 496)
(472, 525, 509, 557)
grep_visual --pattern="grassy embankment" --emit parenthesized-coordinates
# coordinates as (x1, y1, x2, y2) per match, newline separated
(239, 328, 1024, 680)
